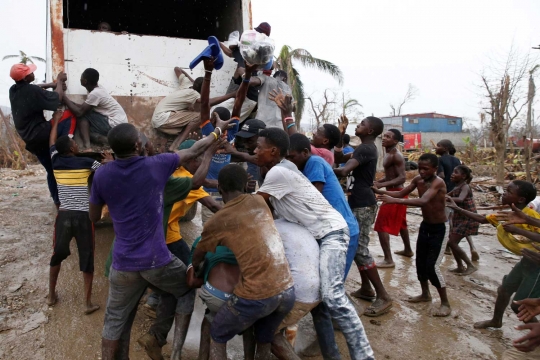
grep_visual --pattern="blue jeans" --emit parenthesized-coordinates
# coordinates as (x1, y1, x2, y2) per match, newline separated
(34, 147, 59, 205)
(319, 228, 374, 360)
(211, 287, 295, 344)
(149, 240, 196, 346)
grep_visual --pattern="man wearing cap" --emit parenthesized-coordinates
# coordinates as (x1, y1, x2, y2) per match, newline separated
(9, 63, 67, 206)
(224, 118, 267, 186)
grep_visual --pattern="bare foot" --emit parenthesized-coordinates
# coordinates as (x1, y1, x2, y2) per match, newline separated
(47, 292, 58, 306)
(471, 250, 480, 262)
(407, 294, 432, 303)
(85, 304, 100, 315)
(432, 304, 451, 317)
(474, 319, 502, 329)
(394, 250, 414, 257)
(449, 267, 465, 274)
(458, 266, 477, 276)
(376, 260, 395, 268)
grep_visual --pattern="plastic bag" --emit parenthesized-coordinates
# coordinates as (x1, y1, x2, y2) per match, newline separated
(228, 31, 240, 47)
(240, 30, 275, 65)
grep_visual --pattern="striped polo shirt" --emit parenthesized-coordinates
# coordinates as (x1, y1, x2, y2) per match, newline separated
(50, 146, 101, 212)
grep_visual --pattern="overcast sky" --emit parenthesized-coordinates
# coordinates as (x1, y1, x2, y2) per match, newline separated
(1, 0, 539, 126)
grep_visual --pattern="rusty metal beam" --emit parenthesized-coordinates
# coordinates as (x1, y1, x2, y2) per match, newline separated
(50, 0, 64, 79)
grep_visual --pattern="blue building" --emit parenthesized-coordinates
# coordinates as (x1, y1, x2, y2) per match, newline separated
(381, 112, 463, 133)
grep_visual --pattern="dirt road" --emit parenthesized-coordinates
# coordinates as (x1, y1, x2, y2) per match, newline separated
(0, 166, 529, 359)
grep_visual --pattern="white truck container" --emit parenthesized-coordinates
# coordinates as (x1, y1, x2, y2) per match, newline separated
(46, 0, 252, 151)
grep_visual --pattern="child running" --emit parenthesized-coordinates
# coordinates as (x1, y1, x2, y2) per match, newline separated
(446, 165, 479, 276)
(374, 153, 452, 317)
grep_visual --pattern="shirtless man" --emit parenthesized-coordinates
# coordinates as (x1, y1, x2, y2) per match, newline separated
(374, 153, 452, 317)
(373, 129, 413, 268)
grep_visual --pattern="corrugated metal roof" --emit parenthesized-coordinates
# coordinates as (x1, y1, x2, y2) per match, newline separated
(400, 112, 462, 119)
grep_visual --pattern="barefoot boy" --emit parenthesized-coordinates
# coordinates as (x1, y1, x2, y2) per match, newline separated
(372, 129, 413, 268)
(47, 110, 103, 314)
(374, 153, 452, 317)
(446, 180, 540, 329)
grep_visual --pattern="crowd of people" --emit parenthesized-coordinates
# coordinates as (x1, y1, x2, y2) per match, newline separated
(7, 21, 540, 360)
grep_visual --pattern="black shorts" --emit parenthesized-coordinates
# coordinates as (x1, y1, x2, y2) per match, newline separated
(416, 222, 447, 289)
(51, 210, 95, 272)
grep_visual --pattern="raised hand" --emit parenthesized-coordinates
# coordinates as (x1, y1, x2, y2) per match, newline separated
(57, 72, 67, 82)
(203, 57, 215, 72)
(338, 114, 349, 134)
(244, 61, 259, 75)
(211, 112, 233, 133)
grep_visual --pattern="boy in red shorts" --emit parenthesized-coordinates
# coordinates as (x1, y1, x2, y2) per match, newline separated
(373, 129, 413, 268)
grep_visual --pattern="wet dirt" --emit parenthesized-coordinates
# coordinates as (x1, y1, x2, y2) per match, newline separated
(0, 165, 528, 359)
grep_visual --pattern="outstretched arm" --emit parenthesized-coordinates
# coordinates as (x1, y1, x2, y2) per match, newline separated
(190, 139, 226, 189)
(446, 197, 489, 223)
(379, 178, 441, 207)
(231, 63, 258, 118)
(374, 178, 418, 198)
(334, 158, 359, 177)
(63, 95, 93, 118)
(175, 112, 232, 164)
(49, 110, 63, 147)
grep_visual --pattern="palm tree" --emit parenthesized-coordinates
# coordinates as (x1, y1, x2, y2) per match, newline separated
(275, 46, 343, 125)
(342, 94, 362, 117)
(2, 50, 45, 65)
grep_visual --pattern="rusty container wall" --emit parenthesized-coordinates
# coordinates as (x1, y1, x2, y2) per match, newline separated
(48, 0, 252, 152)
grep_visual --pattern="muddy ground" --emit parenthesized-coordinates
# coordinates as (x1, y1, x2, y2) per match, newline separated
(0, 165, 530, 359)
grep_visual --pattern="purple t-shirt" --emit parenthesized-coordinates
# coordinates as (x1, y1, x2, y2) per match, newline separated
(90, 153, 180, 271)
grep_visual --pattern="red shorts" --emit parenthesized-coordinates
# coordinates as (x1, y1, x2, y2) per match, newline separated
(374, 191, 408, 236)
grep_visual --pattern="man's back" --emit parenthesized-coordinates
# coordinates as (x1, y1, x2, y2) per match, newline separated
(198, 194, 293, 300)
(51, 147, 101, 212)
(256, 75, 292, 128)
(438, 154, 461, 192)
(89, 153, 181, 272)
(349, 143, 378, 209)
(258, 160, 346, 239)
(9, 82, 60, 149)
(85, 85, 128, 127)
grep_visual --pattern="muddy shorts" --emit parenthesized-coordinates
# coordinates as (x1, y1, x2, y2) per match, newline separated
(352, 205, 378, 270)
(199, 282, 231, 322)
(82, 110, 112, 137)
(276, 301, 319, 332)
(502, 257, 540, 301)
(373, 192, 408, 236)
(50, 210, 94, 272)
(210, 287, 295, 344)
(416, 222, 448, 289)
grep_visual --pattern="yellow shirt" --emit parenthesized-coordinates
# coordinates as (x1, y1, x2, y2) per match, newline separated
(166, 167, 210, 244)
(486, 207, 540, 255)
